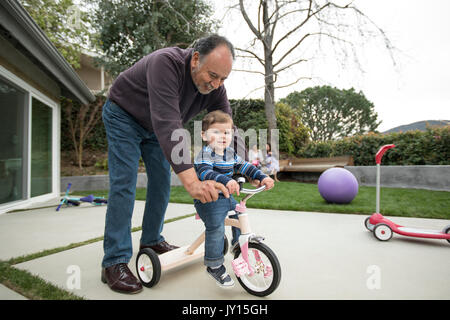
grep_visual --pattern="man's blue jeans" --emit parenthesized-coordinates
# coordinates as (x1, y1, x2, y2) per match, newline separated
(194, 195, 240, 268)
(101, 99, 171, 268)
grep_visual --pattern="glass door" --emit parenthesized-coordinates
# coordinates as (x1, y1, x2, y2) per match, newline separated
(31, 97, 53, 197)
(0, 78, 27, 205)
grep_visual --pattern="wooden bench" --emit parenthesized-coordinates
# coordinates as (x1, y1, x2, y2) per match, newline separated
(278, 155, 354, 173)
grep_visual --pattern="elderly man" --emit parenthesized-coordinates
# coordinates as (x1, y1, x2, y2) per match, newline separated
(101, 35, 244, 294)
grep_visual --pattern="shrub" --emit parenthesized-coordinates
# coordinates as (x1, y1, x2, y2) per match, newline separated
(297, 126, 450, 165)
(275, 102, 310, 154)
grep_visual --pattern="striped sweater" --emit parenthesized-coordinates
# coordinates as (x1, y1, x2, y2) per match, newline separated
(194, 146, 267, 186)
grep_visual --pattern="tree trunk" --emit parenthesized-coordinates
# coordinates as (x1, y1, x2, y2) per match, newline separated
(262, 0, 277, 149)
(264, 51, 277, 140)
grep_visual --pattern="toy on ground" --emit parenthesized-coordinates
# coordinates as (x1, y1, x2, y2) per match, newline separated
(364, 144, 450, 244)
(56, 183, 108, 211)
(135, 177, 282, 297)
(318, 167, 359, 204)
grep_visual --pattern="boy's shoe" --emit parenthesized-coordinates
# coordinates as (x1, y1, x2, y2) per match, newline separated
(206, 265, 235, 288)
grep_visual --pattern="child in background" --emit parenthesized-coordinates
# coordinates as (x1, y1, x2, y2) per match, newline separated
(194, 110, 274, 288)
(263, 143, 280, 182)
(249, 144, 263, 168)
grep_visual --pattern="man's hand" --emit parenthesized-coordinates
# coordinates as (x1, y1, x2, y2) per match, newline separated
(187, 180, 230, 203)
(226, 180, 240, 196)
(177, 168, 230, 204)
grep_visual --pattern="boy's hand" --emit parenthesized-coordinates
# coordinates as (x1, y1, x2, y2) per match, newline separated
(260, 177, 275, 190)
(226, 180, 240, 196)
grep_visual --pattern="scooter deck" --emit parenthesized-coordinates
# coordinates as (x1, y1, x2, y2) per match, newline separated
(159, 244, 205, 271)
(396, 226, 449, 239)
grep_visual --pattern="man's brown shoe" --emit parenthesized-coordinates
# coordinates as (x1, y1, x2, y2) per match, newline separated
(139, 241, 179, 254)
(101, 263, 143, 294)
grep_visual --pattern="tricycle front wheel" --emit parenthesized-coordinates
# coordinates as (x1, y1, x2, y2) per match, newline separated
(233, 242, 281, 297)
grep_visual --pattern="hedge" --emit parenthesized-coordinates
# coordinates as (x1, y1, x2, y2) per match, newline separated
(60, 97, 449, 166)
(297, 126, 450, 166)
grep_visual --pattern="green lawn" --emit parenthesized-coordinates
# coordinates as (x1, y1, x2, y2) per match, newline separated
(81, 181, 450, 220)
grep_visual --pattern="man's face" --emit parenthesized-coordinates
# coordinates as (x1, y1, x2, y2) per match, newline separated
(191, 45, 233, 95)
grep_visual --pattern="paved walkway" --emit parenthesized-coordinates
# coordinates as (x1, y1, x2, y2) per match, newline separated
(1, 201, 449, 300)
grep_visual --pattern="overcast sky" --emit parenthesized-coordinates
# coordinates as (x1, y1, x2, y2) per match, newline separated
(211, 0, 450, 132)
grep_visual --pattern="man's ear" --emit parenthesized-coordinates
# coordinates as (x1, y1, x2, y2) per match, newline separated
(191, 51, 200, 69)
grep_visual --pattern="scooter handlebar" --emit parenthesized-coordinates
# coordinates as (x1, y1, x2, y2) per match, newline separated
(375, 144, 395, 164)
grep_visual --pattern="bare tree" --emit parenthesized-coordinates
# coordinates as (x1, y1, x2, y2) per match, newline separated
(232, 0, 396, 138)
(63, 95, 106, 169)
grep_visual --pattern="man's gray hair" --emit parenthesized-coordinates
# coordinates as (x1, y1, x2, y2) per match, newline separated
(192, 34, 235, 61)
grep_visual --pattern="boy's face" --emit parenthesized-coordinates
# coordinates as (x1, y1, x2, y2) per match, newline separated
(202, 122, 234, 151)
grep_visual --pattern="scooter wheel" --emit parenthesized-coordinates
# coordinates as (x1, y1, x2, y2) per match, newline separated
(364, 217, 374, 232)
(373, 223, 393, 241)
(93, 198, 108, 204)
(136, 248, 161, 288)
(66, 200, 80, 206)
(443, 225, 450, 244)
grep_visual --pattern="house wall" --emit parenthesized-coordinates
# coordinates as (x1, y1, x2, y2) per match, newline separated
(75, 53, 113, 93)
(76, 54, 102, 91)
(0, 35, 60, 103)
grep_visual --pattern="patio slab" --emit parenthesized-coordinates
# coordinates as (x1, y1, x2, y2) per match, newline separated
(0, 201, 196, 261)
(11, 208, 450, 300)
(0, 284, 28, 300)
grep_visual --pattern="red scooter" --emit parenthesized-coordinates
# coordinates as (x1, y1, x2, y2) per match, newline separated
(364, 144, 450, 244)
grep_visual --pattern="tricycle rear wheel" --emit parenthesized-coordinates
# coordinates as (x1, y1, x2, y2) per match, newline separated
(136, 248, 161, 288)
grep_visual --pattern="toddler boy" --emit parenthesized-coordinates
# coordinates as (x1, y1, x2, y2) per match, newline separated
(193, 110, 274, 288)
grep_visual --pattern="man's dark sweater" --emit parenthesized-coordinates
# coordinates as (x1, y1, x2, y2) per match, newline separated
(108, 47, 244, 174)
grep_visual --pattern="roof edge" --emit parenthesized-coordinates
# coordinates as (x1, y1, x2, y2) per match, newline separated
(0, 0, 96, 104)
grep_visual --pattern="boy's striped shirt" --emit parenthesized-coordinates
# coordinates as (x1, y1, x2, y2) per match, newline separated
(194, 146, 267, 186)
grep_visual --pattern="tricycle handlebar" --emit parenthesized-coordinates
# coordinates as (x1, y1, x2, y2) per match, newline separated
(241, 185, 266, 194)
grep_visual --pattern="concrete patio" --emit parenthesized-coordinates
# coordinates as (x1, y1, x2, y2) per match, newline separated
(0, 200, 449, 300)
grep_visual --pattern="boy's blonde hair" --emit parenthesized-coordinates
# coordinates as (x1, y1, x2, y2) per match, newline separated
(201, 110, 233, 131)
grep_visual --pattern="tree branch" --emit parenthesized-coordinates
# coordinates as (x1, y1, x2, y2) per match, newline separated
(274, 76, 312, 89)
(239, 0, 263, 40)
(274, 57, 308, 74)
(232, 68, 265, 76)
(239, 0, 270, 49)
(272, 0, 330, 54)
(273, 32, 314, 67)
(236, 47, 265, 66)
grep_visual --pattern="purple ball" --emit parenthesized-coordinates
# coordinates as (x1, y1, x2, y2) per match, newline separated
(318, 168, 359, 204)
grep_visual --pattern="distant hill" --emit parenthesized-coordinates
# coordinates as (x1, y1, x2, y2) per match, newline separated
(383, 120, 450, 134)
